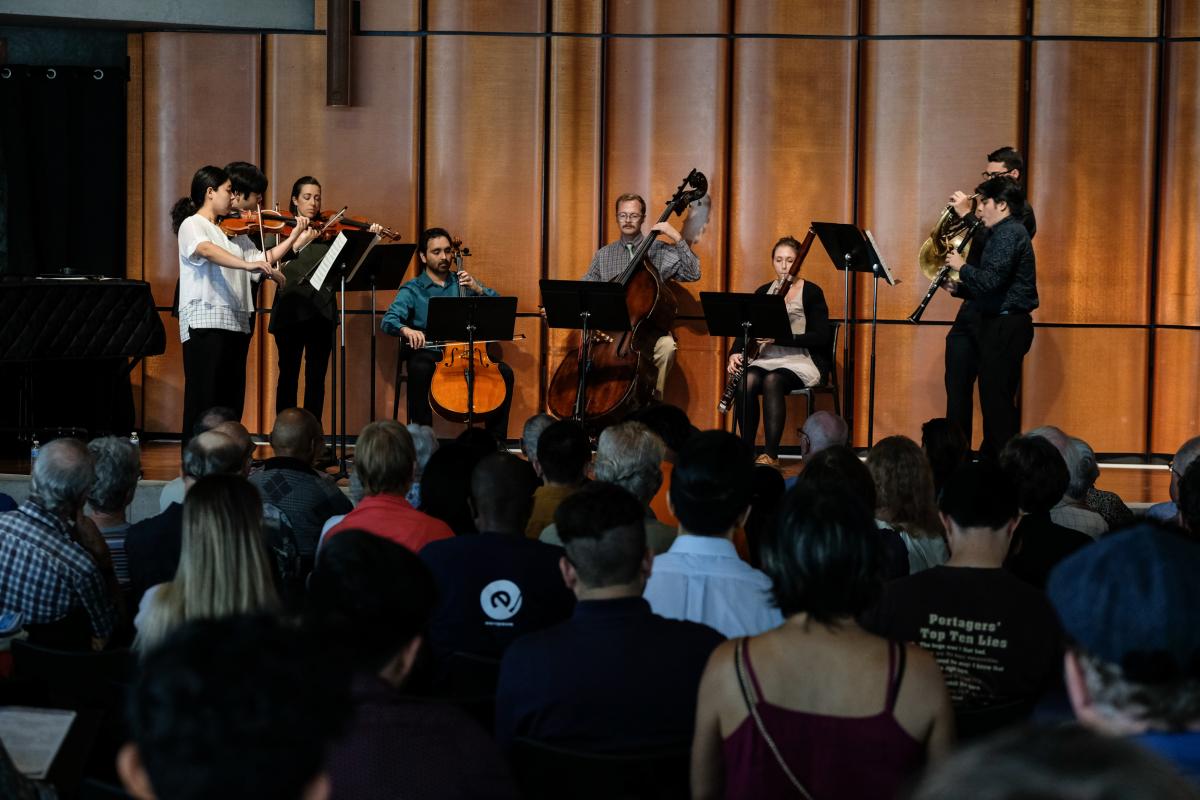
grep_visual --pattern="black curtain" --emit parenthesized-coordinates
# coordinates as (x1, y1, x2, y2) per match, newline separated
(0, 64, 125, 277)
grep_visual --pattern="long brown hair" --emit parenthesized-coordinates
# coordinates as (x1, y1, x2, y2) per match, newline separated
(866, 435, 944, 539)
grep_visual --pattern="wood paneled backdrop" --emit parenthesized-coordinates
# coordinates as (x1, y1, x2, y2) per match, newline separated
(124, 0, 1200, 454)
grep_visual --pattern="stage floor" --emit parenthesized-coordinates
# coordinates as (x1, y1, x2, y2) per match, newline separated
(0, 440, 1172, 506)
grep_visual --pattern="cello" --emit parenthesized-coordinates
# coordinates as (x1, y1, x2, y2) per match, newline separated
(427, 240, 511, 424)
(546, 170, 708, 429)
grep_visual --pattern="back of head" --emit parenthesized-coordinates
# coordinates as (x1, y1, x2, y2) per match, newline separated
(418, 442, 483, 536)
(269, 408, 321, 461)
(521, 413, 555, 462)
(629, 403, 696, 457)
(355, 421, 415, 496)
(306, 530, 437, 675)
(594, 421, 665, 505)
(939, 461, 1018, 530)
(456, 427, 502, 462)
(182, 431, 245, 479)
(87, 436, 140, 514)
(1000, 435, 1068, 514)
(536, 419, 590, 485)
(211, 422, 254, 472)
(670, 430, 754, 536)
(921, 417, 968, 491)
(802, 411, 848, 454)
(798, 445, 876, 514)
(554, 482, 646, 589)
(31, 438, 94, 517)
(126, 615, 345, 800)
(405, 424, 439, 477)
(911, 724, 1197, 800)
(1178, 461, 1200, 539)
(1064, 437, 1100, 500)
(762, 481, 881, 623)
(470, 451, 538, 532)
(193, 405, 238, 439)
(866, 435, 941, 535)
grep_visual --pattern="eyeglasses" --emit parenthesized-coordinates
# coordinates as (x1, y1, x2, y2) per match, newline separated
(616, 213, 644, 221)
(981, 169, 1011, 179)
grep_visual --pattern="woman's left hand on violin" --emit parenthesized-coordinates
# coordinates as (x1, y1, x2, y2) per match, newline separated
(457, 271, 484, 295)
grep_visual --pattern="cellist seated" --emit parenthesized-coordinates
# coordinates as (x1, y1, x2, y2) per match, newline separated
(382, 227, 514, 439)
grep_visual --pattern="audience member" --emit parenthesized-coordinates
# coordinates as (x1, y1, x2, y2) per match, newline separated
(0, 438, 118, 649)
(308, 531, 516, 799)
(118, 615, 346, 800)
(911, 724, 1199, 800)
(868, 435, 948, 573)
(134, 474, 279, 653)
(421, 452, 574, 664)
(1048, 524, 1200, 785)
(1148, 436, 1200, 524)
(743, 464, 785, 569)
(250, 408, 352, 559)
(1178, 461, 1200, 542)
(325, 421, 452, 552)
(456, 426, 503, 459)
(1028, 426, 1108, 538)
(0, 493, 16, 513)
(524, 419, 590, 539)
(319, 471, 365, 548)
(921, 417, 969, 498)
(158, 405, 238, 511)
(644, 430, 783, 637)
(404, 423, 438, 508)
(87, 435, 141, 586)
(799, 410, 848, 458)
(541, 421, 675, 554)
(417, 441, 486, 537)
(799, 445, 909, 580)
(520, 413, 555, 472)
(690, 482, 954, 799)
(1001, 435, 1093, 589)
(495, 482, 723, 751)
(862, 462, 1061, 715)
(1063, 437, 1134, 530)
(631, 403, 697, 527)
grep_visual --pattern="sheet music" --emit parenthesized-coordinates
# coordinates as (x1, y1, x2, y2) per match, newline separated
(0, 707, 76, 779)
(308, 232, 350, 291)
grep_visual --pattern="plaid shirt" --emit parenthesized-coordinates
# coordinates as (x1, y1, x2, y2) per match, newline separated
(583, 235, 701, 283)
(0, 500, 117, 639)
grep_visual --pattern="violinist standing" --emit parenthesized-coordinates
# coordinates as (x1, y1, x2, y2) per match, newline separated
(583, 193, 700, 399)
(224, 162, 274, 333)
(171, 165, 307, 447)
(382, 227, 514, 439)
(269, 176, 382, 418)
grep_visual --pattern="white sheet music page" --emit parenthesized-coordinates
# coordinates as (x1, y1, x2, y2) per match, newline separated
(0, 706, 77, 779)
(308, 232, 349, 291)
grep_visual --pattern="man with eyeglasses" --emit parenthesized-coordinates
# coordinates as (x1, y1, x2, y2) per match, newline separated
(582, 193, 701, 399)
(1146, 436, 1200, 524)
(941, 147, 1038, 459)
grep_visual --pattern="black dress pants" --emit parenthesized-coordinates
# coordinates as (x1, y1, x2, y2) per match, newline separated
(976, 312, 1034, 461)
(274, 319, 335, 417)
(181, 328, 252, 447)
(405, 349, 515, 440)
(945, 304, 982, 445)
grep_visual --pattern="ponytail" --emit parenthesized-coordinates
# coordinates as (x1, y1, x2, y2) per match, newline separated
(171, 165, 229, 234)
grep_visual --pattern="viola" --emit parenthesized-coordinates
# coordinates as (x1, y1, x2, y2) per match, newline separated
(427, 240, 512, 424)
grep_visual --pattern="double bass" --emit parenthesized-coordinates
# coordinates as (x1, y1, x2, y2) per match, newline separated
(546, 170, 708, 429)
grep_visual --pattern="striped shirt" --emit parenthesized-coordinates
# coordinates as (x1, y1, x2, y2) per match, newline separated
(0, 500, 117, 639)
(583, 234, 701, 284)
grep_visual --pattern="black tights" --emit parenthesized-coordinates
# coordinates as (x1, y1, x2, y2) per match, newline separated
(736, 366, 804, 457)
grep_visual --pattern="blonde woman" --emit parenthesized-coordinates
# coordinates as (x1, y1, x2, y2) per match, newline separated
(134, 474, 279, 653)
(867, 436, 948, 574)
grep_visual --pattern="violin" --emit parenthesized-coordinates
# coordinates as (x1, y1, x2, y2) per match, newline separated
(427, 240, 511, 424)
(218, 209, 290, 238)
(298, 207, 403, 242)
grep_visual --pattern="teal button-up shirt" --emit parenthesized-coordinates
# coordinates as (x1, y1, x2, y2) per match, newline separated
(381, 270, 499, 343)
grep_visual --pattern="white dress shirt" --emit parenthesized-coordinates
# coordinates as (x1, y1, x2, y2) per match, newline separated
(643, 534, 782, 638)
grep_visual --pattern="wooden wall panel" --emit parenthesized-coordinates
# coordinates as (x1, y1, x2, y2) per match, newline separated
(552, 0, 602, 33)
(1029, 42, 1156, 325)
(864, 0, 1024, 35)
(729, 38, 856, 320)
(609, 0, 729, 35)
(1151, 329, 1200, 453)
(1169, 0, 1200, 36)
(428, 0, 545, 32)
(1033, 0, 1159, 37)
(360, 0, 420, 31)
(1021, 328, 1148, 453)
(1157, 43, 1200, 326)
(859, 40, 1023, 322)
(734, 0, 856, 35)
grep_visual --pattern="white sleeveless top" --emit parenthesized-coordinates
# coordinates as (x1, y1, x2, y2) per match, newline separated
(749, 279, 821, 387)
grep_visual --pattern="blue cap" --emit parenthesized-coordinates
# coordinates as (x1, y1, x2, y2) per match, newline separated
(1047, 524, 1200, 684)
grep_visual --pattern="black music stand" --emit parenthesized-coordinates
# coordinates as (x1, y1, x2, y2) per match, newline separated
(699, 292, 794, 443)
(539, 279, 630, 422)
(811, 222, 897, 447)
(307, 230, 379, 476)
(346, 243, 416, 423)
(425, 295, 518, 427)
